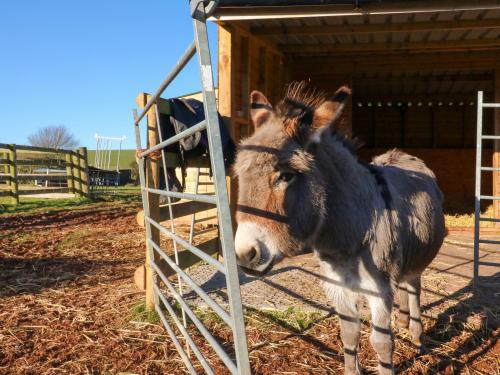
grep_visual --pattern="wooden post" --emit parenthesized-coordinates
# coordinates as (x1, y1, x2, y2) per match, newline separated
(2, 151, 10, 188)
(65, 152, 75, 194)
(78, 147, 90, 197)
(136, 92, 161, 310)
(218, 24, 238, 229)
(8, 145, 19, 204)
(72, 150, 82, 197)
(494, 70, 500, 224)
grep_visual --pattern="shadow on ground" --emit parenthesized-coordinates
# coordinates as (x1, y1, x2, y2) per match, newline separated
(0, 256, 126, 297)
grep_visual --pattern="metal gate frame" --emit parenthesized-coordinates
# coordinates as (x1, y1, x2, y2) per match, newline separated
(132, 1, 251, 374)
(473, 90, 500, 288)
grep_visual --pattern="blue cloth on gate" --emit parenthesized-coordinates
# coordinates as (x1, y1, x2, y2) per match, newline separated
(165, 98, 236, 167)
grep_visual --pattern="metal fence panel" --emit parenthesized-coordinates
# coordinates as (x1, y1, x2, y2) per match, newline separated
(132, 1, 251, 374)
(473, 91, 500, 289)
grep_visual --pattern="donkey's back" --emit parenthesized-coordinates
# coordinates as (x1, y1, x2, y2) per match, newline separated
(372, 149, 445, 280)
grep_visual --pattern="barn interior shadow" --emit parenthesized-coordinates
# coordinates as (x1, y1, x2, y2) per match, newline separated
(0, 257, 126, 297)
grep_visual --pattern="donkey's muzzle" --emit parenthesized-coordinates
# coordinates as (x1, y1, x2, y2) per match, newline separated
(238, 255, 275, 277)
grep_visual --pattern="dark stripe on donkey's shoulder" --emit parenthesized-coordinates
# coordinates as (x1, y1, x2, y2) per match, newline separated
(366, 164, 392, 209)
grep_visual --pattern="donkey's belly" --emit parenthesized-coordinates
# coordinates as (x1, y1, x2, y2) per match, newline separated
(317, 252, 391, 300)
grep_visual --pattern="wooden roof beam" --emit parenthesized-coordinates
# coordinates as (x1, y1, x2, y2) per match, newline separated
(281, 38, 500, 55)
(252, 18, 500, 36)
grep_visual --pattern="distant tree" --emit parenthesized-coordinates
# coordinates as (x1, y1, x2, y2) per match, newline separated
(28, 125, 79, 150)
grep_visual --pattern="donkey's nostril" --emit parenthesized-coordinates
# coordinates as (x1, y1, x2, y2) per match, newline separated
(248, 247, 258, 263)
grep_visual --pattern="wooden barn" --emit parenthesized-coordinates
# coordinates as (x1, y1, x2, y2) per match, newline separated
(212, 0, 500, 217)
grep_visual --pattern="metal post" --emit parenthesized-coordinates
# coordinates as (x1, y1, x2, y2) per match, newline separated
(473, 91, 483, 288)
(192, 2, 251, 373)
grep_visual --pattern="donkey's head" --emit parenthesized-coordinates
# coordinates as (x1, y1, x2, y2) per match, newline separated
(234, 82, 351, 276)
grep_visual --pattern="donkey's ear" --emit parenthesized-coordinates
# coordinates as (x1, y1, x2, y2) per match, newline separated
(312, 85, 351, 130)
(250, 90, 273, 128)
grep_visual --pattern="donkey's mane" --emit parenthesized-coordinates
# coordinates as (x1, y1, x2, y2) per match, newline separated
(280, 81, 362, 157)
(283, 81, 328, 109)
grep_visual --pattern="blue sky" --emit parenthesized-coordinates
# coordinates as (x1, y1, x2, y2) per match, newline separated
(0, 1, 218, 149)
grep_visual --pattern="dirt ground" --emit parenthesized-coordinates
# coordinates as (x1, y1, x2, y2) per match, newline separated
(0, 202, 498, 374)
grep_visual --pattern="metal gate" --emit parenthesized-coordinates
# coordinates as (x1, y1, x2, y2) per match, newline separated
(473, 91, 500, 287)
(132, 1, 250, 374)
(90, 134, 126, 194)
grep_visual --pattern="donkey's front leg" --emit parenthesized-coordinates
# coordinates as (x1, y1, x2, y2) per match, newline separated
(367, 290, 395, 375)
(334, 289, 361, 375)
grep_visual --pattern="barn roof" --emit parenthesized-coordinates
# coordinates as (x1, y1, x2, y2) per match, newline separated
(211, 0, 500, 97)
(211, 1, 500, 59)
(212, 1, 500, 20)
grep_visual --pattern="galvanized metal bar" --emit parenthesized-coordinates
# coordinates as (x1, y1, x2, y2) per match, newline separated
(154, 105, 189, 352)
(135, 41, 196, 125)
(482, 103, 500, 108)
(94, 137, 100, 168)
(155, 316, 197, 374)
(479, 195, 500, 200)
(138, 120, 206, 158)
(479, 216, 500, 222)
(154, 284, 215, 375)
(142, 187, 217, 204)
(154, 301, 198, 375)
(150, 261, 238, 374)
(481, 135, 500, 140)
(149, 239, 233, 327)
(145, 216, 225, 274)
(473, 91, 483, 288)
(189, 167, 202, 243)
(481, 167, 500, 171)
(192, 2, 251, 373)
(478, 238, 500, 245)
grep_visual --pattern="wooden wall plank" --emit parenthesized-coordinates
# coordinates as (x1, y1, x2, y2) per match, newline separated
(494, 70, 500, 222)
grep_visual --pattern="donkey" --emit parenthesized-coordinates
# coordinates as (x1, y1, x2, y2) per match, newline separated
(233, 83, 445, 374)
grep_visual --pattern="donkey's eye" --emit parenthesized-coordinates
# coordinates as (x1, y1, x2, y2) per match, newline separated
(277, 171, 296, 184)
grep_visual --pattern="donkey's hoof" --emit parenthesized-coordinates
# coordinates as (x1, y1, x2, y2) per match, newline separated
(412, 339, 426, 354)
(378, 364, 395, 375)
(344, 366, 362, 375)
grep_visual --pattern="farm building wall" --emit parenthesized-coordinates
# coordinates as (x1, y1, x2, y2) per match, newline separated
(288, 52, 498, 209)
(218, 25, 498, 210)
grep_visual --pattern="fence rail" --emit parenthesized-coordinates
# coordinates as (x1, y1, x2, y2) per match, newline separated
(0, 144, 90, 203)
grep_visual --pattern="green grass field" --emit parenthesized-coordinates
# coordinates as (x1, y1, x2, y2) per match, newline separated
(0, 185, 141, 215)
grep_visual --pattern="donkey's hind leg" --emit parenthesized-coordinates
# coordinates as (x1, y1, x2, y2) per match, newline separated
(396, 283, 410, 328)
(407, 276, 424, 350)
(366, 289, 395, 375)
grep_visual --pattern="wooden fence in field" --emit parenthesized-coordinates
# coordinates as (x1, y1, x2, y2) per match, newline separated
(0, 143, 90, 204)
